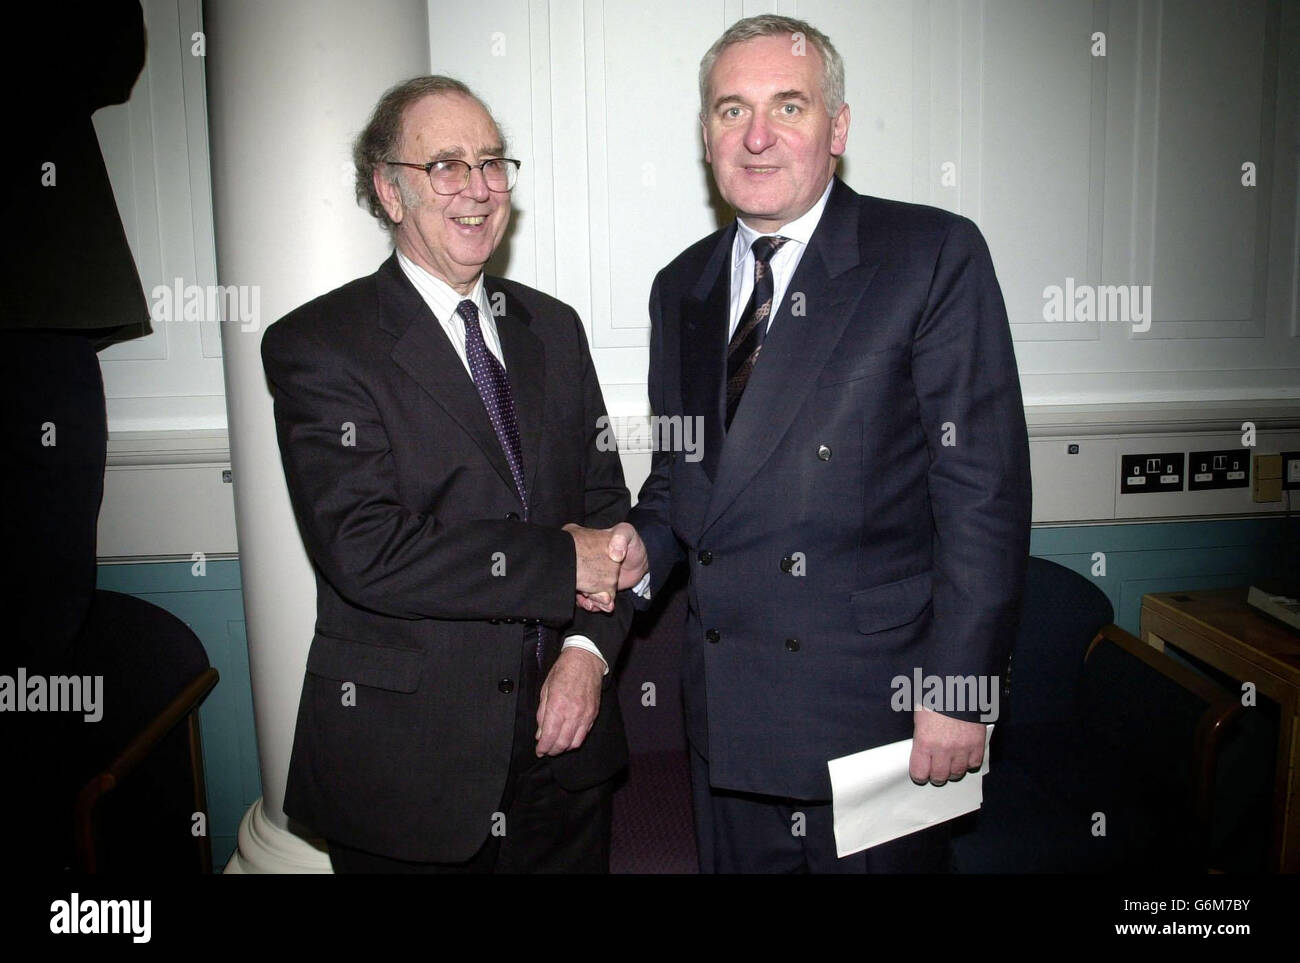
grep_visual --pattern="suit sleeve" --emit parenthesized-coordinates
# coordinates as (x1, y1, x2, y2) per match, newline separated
(565, 307, 634, 670)
(625, 271, 686, 605)
(261, 320, 577, 625)
(911, 218, 1032, 721)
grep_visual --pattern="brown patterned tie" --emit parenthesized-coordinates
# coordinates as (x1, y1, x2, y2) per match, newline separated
(726, 235, 790, 429)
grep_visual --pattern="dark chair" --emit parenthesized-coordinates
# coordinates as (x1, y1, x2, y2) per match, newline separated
(951, 557, 1274, 873)
(66, 590, 219, 873)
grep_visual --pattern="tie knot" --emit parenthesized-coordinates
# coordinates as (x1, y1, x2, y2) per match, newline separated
(751, 235, 790, 264)
(455, 299, 480, 325)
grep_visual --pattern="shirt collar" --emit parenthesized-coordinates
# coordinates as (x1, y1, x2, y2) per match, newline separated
(395, 249, 487, 321)
(733, 176, 836, 270)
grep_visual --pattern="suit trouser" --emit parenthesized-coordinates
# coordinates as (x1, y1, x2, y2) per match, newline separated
(0, 329, 105, 670)
(0, 329, 106, 872)
(690, 744, 952, 873)
(329, 635, 614, 874)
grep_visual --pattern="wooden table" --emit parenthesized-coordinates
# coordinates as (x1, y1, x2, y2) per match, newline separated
(1141, 588, 1300, 873)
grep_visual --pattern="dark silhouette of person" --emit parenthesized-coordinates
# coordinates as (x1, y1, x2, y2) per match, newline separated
(1, 1, 149, 670)
(0, 1, 150, 872)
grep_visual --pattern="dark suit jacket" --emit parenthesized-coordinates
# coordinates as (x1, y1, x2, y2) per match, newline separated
(627, 177, 1032, 800)
(261, 255, 631, 862)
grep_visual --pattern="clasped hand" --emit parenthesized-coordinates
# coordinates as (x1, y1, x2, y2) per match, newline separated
(532, 523, 644, 757)
(531, 524, 645, 756)
(564, 522, 648, 614)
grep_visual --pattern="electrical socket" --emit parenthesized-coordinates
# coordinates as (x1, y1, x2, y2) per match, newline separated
(1283, 451, 1300, 491)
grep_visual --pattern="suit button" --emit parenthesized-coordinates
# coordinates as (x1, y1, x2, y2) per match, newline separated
(498, 679, 515, 694)
(698, 550, 713, 565)
(705, 628, 721, 644)
(817, 445, 832, 461)
(522, 618, 537, 626)
(780, 555, 794, 573)
(785, 638, 800, 652)
(489, 618, 500, 625)
(504, 512, 520, 521)
(502, 617, 516, 624)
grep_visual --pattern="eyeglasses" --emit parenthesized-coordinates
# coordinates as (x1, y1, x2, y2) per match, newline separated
(385, 157, 521, 195)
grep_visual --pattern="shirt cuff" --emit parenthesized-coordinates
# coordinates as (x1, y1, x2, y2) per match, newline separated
(632, 572, 652, 600)
(562, 634, 609, 675)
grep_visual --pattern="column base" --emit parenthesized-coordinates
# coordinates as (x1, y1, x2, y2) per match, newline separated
(223, 797, 332, 874)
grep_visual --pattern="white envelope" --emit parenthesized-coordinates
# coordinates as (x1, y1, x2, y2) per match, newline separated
(827, 725, 993, 858)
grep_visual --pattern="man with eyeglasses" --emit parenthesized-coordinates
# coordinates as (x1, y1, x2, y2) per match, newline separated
(261, 76, 631, 873)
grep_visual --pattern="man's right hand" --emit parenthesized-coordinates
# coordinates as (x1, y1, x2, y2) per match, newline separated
(570, 522, 648, 614)
(606, 522, 648, 589)
(564, 523, 620, 613)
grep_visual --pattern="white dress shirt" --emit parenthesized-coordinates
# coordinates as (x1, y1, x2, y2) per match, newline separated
(728, 177, 834, 338)
(396, 251, 608, 673)
(396, 250, 504, 375)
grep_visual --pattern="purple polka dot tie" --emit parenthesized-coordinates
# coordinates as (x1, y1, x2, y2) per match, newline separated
(457, 299, 528, 514)
(458, 300, 548, 669)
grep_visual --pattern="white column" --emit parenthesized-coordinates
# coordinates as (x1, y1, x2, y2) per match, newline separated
(206, 0, 429, 873)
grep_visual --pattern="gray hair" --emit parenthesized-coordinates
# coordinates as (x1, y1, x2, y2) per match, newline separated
(698, 15, 845, 119)
(352, 75, 503, 231)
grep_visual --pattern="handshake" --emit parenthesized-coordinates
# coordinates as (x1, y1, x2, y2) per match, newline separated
(564, 522, 649, 614)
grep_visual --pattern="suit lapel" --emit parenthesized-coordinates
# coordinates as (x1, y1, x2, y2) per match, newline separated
(702, 179, 880, 534)
(680, 226, 735, 482)
(379, 256, 521, 504)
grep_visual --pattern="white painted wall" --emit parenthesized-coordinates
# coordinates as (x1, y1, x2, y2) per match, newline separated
(94, 0, 224, 430)
(425, 0, 1300, 411)
(89, 0, 1300, 552)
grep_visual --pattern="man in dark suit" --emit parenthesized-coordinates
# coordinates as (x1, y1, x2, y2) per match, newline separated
(261, 77, 631, 873)
(588, 15, 1032, 872)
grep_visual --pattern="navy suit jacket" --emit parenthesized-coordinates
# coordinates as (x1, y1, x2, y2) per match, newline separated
(627, 177, 1032, 800)
(262, 255, 630, 862)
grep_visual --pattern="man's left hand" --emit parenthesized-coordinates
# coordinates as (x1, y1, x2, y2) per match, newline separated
(535, 647, 604, 756)
(909, 707, 986, 786)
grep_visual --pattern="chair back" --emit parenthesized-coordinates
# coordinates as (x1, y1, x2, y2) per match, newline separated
(1004, 557, 1114, 727)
